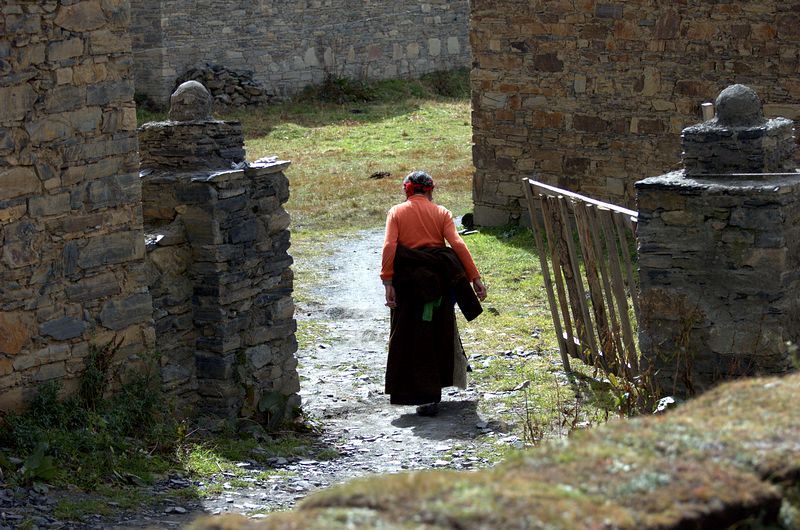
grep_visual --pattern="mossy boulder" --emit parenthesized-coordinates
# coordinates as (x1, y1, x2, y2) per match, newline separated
(185, 373, 800, 529)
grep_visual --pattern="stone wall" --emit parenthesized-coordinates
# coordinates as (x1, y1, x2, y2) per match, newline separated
(470, 0, 800, 225)
(1, 3, 300, 421)
(130, 0, 471, 106)
(637, 174, 800, 396)
(142, 162, 300, 419)
(0, 0, 154, 411)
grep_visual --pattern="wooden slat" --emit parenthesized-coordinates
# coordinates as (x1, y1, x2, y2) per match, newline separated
(572, 201, 612, 371)
(550, 196, 591, 363)
(613, 212, 641, 323)
(585, 204, 625, 368)
(613, 218, 640, 375)
(549, 195, 587, 362)
(556, 196, 599, 359)
(527, 179, 637, 219)
(539, 195, 579, 361)
(582, 204, 625, 370)
(523, 183, 571, 372)
(598, 209, 638, 378)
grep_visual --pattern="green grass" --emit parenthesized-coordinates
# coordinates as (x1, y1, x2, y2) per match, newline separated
(0, 362, 330, 520)
(457, 226, 556, 353)
(54, 498, 113, 520)
(241, 98, 473, 231)
(177, 431, 315, 479)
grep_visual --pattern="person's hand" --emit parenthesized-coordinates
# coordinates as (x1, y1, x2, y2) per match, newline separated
(473, 278, 487, 301)
(385, 284, 397, 308)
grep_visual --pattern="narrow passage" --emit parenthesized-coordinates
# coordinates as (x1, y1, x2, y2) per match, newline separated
(201, 229, 499, 515)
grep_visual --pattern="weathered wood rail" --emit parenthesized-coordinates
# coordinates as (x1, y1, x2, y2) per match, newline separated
(522, 179, 640, 380)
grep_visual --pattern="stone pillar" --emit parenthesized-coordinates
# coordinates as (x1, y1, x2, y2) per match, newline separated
(636, 85, 800, 397)
(139, 82, 300, 420)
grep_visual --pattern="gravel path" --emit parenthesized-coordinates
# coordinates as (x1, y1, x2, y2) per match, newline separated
(199, 229, 502, 517)
(2, 230, 508, 529)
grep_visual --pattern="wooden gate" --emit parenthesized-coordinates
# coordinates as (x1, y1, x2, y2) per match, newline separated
(522, 179, 640, 380)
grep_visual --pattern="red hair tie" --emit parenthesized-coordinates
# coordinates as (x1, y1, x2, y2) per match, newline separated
(404, 181, 434, 198)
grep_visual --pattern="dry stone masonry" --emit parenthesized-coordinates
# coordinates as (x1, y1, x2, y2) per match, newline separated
(636, 84, 800, 397)
(130, 0, 470, 106)
(682, 85, 797, 176)
(140, 81, 299, 418)
(470, 0, 800, 225)
(138, 81, 246, 171)
(0, 0, 153, 411)
(1, 3, 300, 422)
(0, 2, 152, 414)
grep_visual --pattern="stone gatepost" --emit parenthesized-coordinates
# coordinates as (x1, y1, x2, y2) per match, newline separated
(138, 82, 300, 420)
(636, 84, 800, 397)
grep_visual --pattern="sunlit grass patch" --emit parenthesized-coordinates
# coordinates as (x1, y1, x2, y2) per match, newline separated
(180, 444, 246, 478)
(458, 225, 556, 360)
(452, 225, 622, 445)
(244, 99, 473, 231)
(295, 319, 333, 351)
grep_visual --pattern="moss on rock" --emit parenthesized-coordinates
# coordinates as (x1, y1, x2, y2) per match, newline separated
(186, 374, 800, 529)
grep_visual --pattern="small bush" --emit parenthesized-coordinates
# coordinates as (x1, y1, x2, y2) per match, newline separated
(295, 68, 470, 106)
(297, 74, 377, 104)
(0, 350, 177, 489)
(133, 92, 163, 112)
(419, 68, 471, 98)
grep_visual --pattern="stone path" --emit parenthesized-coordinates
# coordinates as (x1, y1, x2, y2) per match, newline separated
(2, 229, 510, 529)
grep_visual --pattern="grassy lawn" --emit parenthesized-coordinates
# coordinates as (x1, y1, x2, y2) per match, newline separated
(238, 97, 474, 231)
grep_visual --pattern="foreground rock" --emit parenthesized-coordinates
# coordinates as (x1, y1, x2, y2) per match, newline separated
(185, 372, 800, 529)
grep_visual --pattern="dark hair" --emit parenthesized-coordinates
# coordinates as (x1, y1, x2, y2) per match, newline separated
(403, 171, 435, 196)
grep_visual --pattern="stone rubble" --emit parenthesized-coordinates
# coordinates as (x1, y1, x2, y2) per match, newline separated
(175, 65, 273, 109)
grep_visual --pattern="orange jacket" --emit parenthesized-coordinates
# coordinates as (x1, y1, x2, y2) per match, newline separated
(381, 195, 480, 282)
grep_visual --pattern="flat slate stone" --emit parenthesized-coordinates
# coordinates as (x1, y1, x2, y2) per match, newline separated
(195, 353, 235, 380)
(40, 316, 87, 340)
(78, 231, 143, 269)
(98, 293, 152, 331)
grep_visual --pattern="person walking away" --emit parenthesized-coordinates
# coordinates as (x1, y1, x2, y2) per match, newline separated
(380, 171, 487, 416)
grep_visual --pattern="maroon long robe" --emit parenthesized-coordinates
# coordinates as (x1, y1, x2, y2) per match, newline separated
(385, 246, 482, 405)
